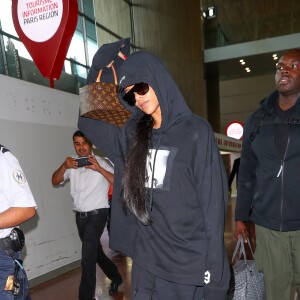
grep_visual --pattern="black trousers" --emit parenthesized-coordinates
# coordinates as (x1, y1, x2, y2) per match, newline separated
(76, 208, 121, 300)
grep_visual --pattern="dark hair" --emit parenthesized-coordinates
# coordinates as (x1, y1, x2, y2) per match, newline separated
(123, 114, 154, 225)
(73, 130, 92, 145)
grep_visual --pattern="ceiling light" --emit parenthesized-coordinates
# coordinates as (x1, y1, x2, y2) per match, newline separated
(207, 6, 216, 18)
(202, 5, 216, 19)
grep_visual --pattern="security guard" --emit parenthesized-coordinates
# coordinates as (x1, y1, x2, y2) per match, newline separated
(0, 144, 36, 299)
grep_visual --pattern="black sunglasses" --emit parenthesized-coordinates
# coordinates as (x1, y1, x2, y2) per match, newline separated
(122, 82, 149, 106)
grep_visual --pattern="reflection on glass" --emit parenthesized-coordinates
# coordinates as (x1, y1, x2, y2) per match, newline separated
(64, 60, 72, 75)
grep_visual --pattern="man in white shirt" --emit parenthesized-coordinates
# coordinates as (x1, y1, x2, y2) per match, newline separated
(0, 144, 36, 300)
(51, 131, 122, 300)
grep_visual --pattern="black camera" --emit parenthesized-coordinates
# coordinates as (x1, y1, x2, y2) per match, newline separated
(76, 157, 92, 167)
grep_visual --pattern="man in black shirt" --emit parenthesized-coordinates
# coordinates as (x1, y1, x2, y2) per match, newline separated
(235, 49, 300, 300)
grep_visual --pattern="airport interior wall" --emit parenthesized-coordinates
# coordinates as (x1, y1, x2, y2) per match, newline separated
(0, 74, 82, 285)
(220, 73, 276, 133)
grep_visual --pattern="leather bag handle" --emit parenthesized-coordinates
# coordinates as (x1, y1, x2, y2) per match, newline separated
(96, 64, 117, 85)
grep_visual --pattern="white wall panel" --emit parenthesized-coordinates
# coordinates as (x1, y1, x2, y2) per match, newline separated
(220, 73, 276, 132)
(0, 75, 81, 280)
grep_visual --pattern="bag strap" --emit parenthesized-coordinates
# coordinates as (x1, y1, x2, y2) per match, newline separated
(232, 236, 242, 263)
(96, 64, 117, 84)
(232, 235, 254, 264)
(250, 108, 300, 144)
(249, 108, 266, 143)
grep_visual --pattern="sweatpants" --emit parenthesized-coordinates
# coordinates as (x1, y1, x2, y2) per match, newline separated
(131, 264, 203, 300)
(255, 224, 300, 300)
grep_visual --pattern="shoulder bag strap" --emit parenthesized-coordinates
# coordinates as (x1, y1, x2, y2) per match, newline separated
(249, 109, 266, 143)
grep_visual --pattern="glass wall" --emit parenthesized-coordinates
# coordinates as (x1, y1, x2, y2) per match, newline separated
(0, 0, 133, 94)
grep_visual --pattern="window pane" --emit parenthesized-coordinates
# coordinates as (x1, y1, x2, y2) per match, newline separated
(83, 0, 95, 20)
(67, 18, 86, 65)
(64, 60, 72, 75)
(76, 15, 83, 33)
(85, 19, 96, 40)
(87, 37, 98, 67)
(78, 0, 83, 13)
(64, 60, 87, 84)
(85, 20, 97, 66)
(4, 36, 32, 61)
(70, 61, 87, 79)
(0, 0, 17, 36)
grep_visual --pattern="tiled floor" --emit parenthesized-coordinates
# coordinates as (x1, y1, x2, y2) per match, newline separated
(30, 197, 238, 300)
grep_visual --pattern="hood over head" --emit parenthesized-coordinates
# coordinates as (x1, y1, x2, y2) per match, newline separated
(118, 51, 191, 132)
(85, 38, 130, 85)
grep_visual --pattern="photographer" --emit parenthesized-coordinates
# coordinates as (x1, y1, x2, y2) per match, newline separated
(51, 130, 122, 300)
(0, 144, 36, 300)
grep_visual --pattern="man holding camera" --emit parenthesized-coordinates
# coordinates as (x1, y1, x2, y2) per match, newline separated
(0, 144, 36, 300)
(51, 130, 122, 300)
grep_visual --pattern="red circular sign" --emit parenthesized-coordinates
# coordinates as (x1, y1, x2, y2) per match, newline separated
(226, 121, 244, 140)
(12, 0, 78, 81)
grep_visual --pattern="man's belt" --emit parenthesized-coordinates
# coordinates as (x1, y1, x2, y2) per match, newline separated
(0, 237, 12, 251)
(75, 208, 104, 218)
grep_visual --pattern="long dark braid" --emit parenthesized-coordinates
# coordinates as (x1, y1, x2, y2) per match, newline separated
(123, 114, 154, 225)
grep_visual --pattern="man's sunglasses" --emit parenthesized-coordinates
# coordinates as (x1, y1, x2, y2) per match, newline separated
(122, 82, 149, 106)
